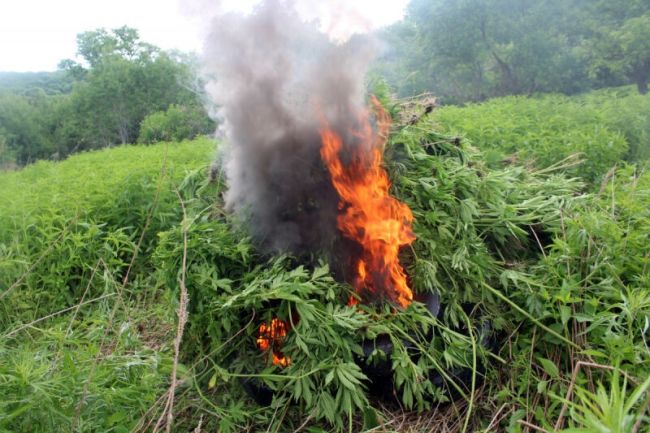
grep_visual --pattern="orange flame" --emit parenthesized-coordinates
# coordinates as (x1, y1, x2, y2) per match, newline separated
(320, 97, 416, 308)
(257, 318, 290, 367)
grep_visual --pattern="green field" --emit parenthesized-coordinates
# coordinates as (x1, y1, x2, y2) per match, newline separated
(1, 90, 649, 432)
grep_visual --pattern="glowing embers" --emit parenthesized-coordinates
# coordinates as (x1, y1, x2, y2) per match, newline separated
(256, 318, 291, 367)
(320, 97, 416, 308)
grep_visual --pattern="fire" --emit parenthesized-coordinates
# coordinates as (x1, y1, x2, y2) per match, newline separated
(257, 318, 290, 367)
(320, 97, 416, 308)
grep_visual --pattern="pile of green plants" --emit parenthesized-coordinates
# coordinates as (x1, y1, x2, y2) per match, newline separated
(1, 109, 649, 432)
(431, 88, 650, 184)
(150, 117, 649, 431)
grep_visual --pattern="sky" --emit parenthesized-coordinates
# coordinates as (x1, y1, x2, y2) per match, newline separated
(0, 0, 409, 72)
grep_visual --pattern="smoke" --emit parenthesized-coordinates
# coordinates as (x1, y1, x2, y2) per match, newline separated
(202, 0, 377, 256)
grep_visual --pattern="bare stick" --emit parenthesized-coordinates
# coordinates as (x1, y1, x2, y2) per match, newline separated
(553, 361, 620, 431)
(153, 189, 190, 433)
(4, 293, 115, 338)
(483, 404, 511, 432)
(292, 416, 312, 433)
(529, 226, 547, 258)
(518, 420, 551, 433)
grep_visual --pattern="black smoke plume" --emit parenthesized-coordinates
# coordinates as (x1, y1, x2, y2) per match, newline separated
(203, 0, 377, 257)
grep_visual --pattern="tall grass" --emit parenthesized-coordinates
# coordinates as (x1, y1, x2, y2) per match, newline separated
(0, 138, 214, 432)
(432, 87, 650, 184)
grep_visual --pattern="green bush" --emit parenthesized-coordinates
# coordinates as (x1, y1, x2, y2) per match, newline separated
(0, 308, 174, 433)
(138, 104, 215, 144)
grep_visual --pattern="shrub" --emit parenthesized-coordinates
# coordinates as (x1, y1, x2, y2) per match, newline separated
(138, 104, 215, 144)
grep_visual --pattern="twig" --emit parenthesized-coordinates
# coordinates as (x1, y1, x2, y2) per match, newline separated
(193, 415, 204, 433)
(553, 361, 620, 431)
(292, 416, 312, 433)
(483, 404, 511, 432)
(529, 226, 547, 258)
(153, 188, 190, 433)
(130, 390, 171, 433)
(459, 309, 478, 433)
(4, 293, 115, 338)
(518, 420, 551, 433)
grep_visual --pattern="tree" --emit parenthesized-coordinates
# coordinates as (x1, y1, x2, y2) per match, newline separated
(585, 0, 650, 94)
(377, 0, 592, 102)
(0, 94, 55, 164)
(58, 27, 201, 148)
(1, 27, 210, 165)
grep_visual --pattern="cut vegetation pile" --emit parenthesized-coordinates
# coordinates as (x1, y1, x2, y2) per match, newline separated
(1, 94, 649, 432)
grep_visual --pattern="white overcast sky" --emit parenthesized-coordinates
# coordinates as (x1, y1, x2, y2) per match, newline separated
(0, 0, 409, 72)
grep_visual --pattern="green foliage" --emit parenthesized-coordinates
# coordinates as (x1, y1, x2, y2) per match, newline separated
(1, 111, 649, 432)
(0, 306, 174, 433)
(585, 2, 650, 95)
(578, 86, 650, 162)
(138, 104, 215, 144)
(0, 138, 218, 432)
(0, 26, 210, 167)
(0, 93, 57, 164)
(60, 52, 199, 147)
(0, 71, 74, 96)
(0, 138, 214, 323)
(432, 93, 631, 183)
(377, 0, 650, 101)
(378, 0, 592, 101)
(560, 370, 650, 432)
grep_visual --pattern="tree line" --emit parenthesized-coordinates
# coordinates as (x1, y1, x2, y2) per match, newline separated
(376, 0, 650, 102)
(2, 0, 649, 167)
(0, 27, 214, 167)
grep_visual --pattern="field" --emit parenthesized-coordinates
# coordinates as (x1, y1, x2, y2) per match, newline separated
(1, 89, 649, 432)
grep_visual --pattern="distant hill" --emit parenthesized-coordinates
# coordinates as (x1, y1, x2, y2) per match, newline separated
(0, 71, 74, 96)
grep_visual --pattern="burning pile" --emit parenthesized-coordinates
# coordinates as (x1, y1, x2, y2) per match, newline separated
(186, 0, 578, 428)
(255, 95, 416, 368)
(204, 0, 423, 372)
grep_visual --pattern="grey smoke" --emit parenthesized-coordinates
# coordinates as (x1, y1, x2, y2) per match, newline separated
(202, 0, 377, 256)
